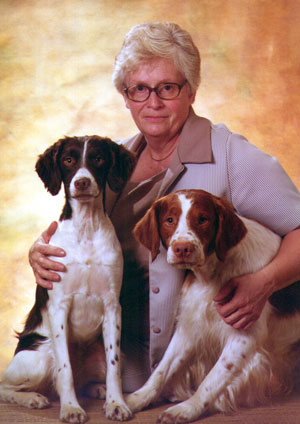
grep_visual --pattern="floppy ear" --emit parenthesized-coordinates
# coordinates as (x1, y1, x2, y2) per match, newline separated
(35, 139, 64, 195)
(214, 197, 247, 262)
(133, 200, 162, 262)
(106, 141, 137, 192)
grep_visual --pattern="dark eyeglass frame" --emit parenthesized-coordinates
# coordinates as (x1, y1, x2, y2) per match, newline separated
(123, 80, 188, 102)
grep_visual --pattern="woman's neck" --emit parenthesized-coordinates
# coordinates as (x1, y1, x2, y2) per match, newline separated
(145, 133, 180, 162)
(129, 134, 180, 183)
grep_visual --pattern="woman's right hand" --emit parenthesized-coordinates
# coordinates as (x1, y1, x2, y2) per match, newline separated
(29, 221, 66, 289)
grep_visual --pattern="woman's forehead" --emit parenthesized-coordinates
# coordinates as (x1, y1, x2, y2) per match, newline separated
(125, 57, 184, 86)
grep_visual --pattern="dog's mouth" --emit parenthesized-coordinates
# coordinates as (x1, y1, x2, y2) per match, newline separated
(167, 253, 205, 269)
(72, 193, 99, 201)
(168, 257, 197, 268)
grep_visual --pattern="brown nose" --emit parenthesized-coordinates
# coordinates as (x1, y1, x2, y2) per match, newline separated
(172, 242, 195, 259)
(74, 178, 91, 191)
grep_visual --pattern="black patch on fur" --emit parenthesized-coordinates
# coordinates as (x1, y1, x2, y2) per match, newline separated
(22, 285, 49, 333)
(36, 135, 136, 221)
(14, 285, 49, 355)
(269, 280, 300, 314)
(14, 332, 48, 355)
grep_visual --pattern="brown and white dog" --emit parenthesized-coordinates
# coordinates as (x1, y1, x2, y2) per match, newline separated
(0, 136, 136, 423)
(126, 189, 300, 423)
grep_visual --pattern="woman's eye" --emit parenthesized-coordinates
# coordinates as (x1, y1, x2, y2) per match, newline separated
(136, 85, 147, 92)
(162, 84, 172, 91)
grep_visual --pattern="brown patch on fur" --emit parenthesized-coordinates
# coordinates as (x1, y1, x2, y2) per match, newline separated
(133, 193, 182, 261)
(182, 271, 197, 295)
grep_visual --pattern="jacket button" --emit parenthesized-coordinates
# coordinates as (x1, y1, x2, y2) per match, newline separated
(152, 286, 160, 294)
(152, 327, 161, 334)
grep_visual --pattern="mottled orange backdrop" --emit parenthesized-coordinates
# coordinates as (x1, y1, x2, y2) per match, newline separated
(0, 0, 299, 373)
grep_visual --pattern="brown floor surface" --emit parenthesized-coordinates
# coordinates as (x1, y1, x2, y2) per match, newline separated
(1, 387, 300, 424)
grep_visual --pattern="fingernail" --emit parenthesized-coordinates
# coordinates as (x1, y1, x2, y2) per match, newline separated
(58, 249, 65, 256)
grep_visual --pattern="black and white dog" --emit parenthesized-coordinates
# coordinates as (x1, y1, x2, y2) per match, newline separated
(0, 136, 136, 423)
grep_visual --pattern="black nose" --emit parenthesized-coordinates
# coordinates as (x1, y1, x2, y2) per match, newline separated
(74, 178, 91, 191)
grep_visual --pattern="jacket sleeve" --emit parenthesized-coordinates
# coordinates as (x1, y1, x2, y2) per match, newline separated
(226, 131, 300, 236)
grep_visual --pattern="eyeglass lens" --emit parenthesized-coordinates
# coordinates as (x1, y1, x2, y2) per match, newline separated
(126, 82, 182, 101)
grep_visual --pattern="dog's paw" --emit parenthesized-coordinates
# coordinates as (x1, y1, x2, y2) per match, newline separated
(83, 382, 106, 399)
(60, 404, 88, 423)
(125, 392, 144, 412)
(105, 400, 133, 421)
(157, 403, 195, 424)
(10, 392, 50, 409)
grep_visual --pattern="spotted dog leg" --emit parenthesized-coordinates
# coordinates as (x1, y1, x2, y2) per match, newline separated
(157, 334, 255, 424)
(102, 300, 132, 421)
(48, 300, 88, 424)
(126, 327, 194, 413)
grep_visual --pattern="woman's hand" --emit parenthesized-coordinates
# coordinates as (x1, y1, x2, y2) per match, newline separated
(29, 221, 66, 289)
(213, 270, 272, 330)
(214, 227, 300, 330)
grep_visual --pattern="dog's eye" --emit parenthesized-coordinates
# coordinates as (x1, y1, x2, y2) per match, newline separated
(198, 216, 208, 224)
(167, 217, 174, 224)
(94, 156, 104, 167)
(63, 157, 75, 167)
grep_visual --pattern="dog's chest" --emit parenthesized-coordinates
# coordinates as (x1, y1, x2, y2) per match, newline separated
(47, 219, 122, 342)
(179, 279, 231, 352)
(50, 219, 122, 295)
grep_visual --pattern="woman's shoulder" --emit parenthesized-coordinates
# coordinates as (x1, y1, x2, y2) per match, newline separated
(115, 133, 144, 152)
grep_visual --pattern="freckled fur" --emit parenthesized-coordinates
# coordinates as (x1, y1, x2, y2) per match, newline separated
(0, 135, 136, 423)
(127, 189, 300, 423)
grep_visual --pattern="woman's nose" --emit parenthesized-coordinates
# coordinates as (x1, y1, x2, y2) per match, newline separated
(146, 91, 164, 108)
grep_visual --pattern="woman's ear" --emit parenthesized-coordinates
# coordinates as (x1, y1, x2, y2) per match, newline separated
(124, 94, 131, 109)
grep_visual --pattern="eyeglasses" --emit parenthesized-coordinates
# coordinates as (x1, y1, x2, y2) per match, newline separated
(123, 80, 187, 102)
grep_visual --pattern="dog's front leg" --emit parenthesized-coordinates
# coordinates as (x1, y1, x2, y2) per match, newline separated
(126, 326, 194, 413)
(48, 298, 88, 424)
(102, 298, 132, 421)
(157, 333, 256, 424)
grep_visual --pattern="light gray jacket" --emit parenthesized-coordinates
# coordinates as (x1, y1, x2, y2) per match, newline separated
(108, 108, 300, 370)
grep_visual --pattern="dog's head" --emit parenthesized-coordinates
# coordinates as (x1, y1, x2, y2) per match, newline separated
(133, 189, 247, 267)
(35, 135, 136, 203)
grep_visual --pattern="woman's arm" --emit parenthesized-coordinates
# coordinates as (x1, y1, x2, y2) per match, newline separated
(29, 221, 66, 289)
(214, 226, 300, 330)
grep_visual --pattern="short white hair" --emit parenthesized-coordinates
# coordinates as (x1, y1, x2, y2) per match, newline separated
(112, 22, 201, 94)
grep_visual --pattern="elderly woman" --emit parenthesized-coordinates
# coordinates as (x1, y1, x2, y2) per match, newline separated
(29, 22, 300, 391)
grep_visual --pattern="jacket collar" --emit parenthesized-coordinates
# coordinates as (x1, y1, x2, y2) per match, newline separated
(107, 109, 212, 212)
(177, 108, 212, 164)
(157, 108, 212, 197)
(124, 108, 212, 164)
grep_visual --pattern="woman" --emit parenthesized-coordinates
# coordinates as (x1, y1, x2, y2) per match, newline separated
(29, 22, 300, 391)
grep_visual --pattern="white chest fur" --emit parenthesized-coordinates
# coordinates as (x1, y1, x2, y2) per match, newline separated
(47, 217, 123, 343)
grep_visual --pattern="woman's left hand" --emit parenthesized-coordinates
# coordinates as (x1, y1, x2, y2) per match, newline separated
(213, 271, 271, 330)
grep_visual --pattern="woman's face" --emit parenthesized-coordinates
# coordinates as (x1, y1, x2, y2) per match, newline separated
(123, 57, 195, 143)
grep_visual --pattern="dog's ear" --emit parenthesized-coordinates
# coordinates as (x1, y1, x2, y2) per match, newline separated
(133, 200, 162, 262)
(214, 197, 247, 262)
(35, 139, 64, 195)
(106, 141, 137, 192)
